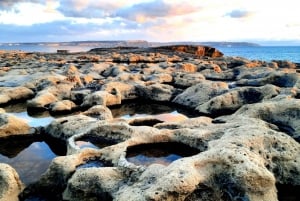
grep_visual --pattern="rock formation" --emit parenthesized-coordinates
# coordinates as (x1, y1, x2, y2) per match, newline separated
(0, 46, 299, 201)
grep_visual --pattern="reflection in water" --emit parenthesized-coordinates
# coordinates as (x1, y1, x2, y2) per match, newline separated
(0, 135, 60, 185)
(11, 111, 54, 127)
(76, 160, 106, 169)
(75, 136, 119, 150)
(110, 101, 198, 119)
(126, 142, 199, 166)
(4, 102, 54, 127)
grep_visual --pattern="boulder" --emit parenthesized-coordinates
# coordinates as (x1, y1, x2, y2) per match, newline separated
(0, 86, 34, 105)
(173, 80, 229, 108)
(173, 72, 206, 88)
(82, 105, 113, 120)
(49, 100, 77, 114)
(81, 91, 121, 108)
(228, 98, 300, 141)
(0, 114, 32, 137)
(196, 84, 280, 116)
(136, 83, 176, 102)
(0, 163, 24, 201)
(101, 82, 138, 100)
(45, 114, 96, 140)
(236, 71, 299, 87)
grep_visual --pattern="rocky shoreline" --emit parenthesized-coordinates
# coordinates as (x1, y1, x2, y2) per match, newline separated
(0, 46, 299, 201)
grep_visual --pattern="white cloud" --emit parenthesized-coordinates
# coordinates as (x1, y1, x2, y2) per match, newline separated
(0, 0, 300, 43)
(0, 2, 64, 26)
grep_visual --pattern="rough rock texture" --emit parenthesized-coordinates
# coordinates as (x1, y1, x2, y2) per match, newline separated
(196, 84, 280, 116)
(173, 81, 229, 108)
(0, 87, 34, 105)
(0, 163, 24, 201)
(82, 105, 113, 120)
(0, 113, 32, 137)
(155, 45, 224, 58)
(1, 47, 299, 201)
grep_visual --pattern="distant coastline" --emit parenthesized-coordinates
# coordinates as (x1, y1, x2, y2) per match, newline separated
(0, 40, 260, 48)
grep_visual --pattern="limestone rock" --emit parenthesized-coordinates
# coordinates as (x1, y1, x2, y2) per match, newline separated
(173, 81, 229, 108)
(27, 91, 58, 110)
(173, 72, 206, 88)
(196, 84, 280, 116)
(81, 91, 121, 108)
(0, 114, 32, 137)
(155, 45, 224, 58)
(178, 63, 197, 73)
(49, 100, 77, 114)
(45, 114, 97, 140)
(82, 105, 113, 120)
(0, 163, 24, 201)
(101, 81, 138, 100)
(0, 86, 34, 105)
(229, 98, 300, 141)
(136, 83, 176, 102)
(236, 71, 299, 87)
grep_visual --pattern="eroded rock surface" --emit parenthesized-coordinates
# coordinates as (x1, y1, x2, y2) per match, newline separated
(0, 47, 299, 201)
(0, 163, 24, 201)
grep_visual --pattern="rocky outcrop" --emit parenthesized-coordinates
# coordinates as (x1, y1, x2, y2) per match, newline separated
(0, 113, 33, 137)
(196, 84, 280, 116)
(0, 86, 34, 105)
(173, 81, 229, 108)
(0, 163, 24, 201)
(154, 45, 224, 58)
(1, 48, 299, 201)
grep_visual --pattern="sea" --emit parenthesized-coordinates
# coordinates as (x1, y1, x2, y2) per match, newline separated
(0, 44, 300, 63)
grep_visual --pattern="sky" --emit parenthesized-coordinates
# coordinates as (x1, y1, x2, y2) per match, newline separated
(0, 0, 300, 45)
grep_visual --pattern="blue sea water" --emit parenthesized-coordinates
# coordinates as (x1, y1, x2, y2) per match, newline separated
(0, 44, 300, 63)
(216, 46, 300, 63)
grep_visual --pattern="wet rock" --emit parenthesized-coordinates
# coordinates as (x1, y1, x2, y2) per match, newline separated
(0, 113, 32, 137)
(0, 163, 24, 201)
(173, 80, 229, 108)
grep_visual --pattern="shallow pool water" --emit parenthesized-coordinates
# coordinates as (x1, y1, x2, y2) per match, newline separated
(0, 135, 58, 185)
(110, 101, 198, 119)
(11, 111, 54, 127)
(126, 142, 199, 166)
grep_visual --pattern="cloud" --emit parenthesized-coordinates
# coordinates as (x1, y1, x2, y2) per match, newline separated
(57, 0, 130, 18)
(226, 9, 253, 18)
(0, 2, 63, 26)
(116, 0, 199, 23)
(0, 0, 43, 9)
(0, 18, 149, 42)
